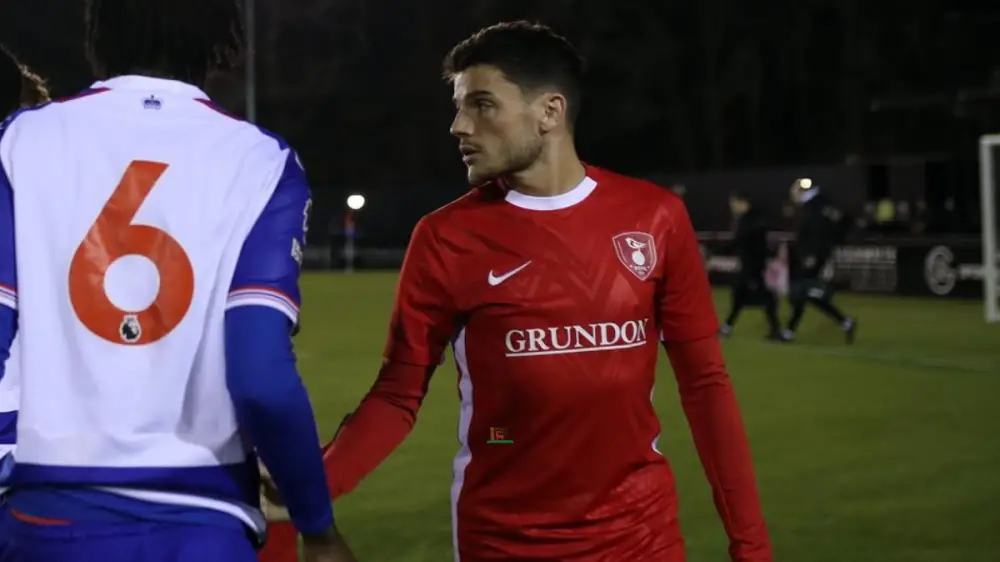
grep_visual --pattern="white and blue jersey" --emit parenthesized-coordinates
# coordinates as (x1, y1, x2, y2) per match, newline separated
(0, 76, 332, 539)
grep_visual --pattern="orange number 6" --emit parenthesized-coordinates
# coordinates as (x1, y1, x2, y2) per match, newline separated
(69, 160, 195, 345)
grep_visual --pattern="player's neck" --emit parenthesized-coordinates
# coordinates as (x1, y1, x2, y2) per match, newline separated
(111, 69, 204, 89)
(505, 144, 587, 198)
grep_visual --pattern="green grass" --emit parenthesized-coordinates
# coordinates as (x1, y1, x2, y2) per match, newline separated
(295, 272, 1000, 561)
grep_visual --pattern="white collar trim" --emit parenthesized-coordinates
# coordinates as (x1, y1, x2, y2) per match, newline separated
(92, 75, 209, 99)
(504, 176, 597, 211)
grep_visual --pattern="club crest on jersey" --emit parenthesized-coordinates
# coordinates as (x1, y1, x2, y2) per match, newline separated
(120, 314, 142, 343)
(612, 232, 657, 281)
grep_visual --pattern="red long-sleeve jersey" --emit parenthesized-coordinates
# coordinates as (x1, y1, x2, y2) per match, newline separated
(322, 167, 771, 561)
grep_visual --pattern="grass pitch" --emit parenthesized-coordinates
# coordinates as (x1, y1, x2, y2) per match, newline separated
(294, 272, 1000, 562)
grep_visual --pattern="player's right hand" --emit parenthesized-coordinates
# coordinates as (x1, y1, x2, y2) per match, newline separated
(258, 462, 289, 521)
(302, 526, 358, 562)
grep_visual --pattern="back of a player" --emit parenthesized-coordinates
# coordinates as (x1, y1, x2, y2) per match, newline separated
(11, 84, 286, 457)
(0, 81, 289, 560)
(0, 1, 351, 559)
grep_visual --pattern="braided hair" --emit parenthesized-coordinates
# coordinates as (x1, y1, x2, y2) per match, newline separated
(1, 45, 49, 115)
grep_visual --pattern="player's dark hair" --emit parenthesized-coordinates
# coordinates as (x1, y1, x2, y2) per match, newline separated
(443, 21, 585, 126)
(84, 0, 244, 86)
(1, 46, 49, 115)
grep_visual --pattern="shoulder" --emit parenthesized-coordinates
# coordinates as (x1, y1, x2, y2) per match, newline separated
(193, 99, 296, 160)
(415, 183, 503, 237)
(0, 99, 56, 137)
(6, 87, 111, 129)
(589, 166, 688, 228)
(0, 102, 56, 162)
(591, 166, 682, 207)
(815, 197, 842, 221)
(822, 206, 842, 221)
(806, 196, 838, 219)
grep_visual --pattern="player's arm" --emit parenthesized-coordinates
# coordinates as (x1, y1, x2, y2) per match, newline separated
(655, 195, 772, 562)
(0, 121, 20, 380)
(321, 216, 457, 498)
(224, 148, 335, 538)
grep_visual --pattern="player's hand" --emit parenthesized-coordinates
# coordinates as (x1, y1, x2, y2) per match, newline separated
(302, 526, 358, 562)
(258, 461, 289, 521)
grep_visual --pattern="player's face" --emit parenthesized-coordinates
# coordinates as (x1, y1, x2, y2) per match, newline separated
(729, 197, 748, 216)
(450, 65, 544, 184)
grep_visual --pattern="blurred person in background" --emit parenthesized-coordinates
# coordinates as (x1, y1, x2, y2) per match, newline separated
(785, 178, 857, 343)
(310, 20, 772, 562)
(911, 198, 928, 234)
(718, 191, 786, 341)
(875, 196, 895, 233)
(0, 1, 354, 561)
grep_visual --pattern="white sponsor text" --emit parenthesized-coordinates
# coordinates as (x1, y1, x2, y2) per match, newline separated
(505, 318, 650, 357)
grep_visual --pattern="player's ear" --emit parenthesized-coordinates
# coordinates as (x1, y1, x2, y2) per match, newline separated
(537, 92, 567, 134)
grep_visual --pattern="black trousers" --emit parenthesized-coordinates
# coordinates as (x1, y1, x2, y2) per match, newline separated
(725, 270, 780, 334)
(733, 271, 773, 305)
(787, 275, 847, 331)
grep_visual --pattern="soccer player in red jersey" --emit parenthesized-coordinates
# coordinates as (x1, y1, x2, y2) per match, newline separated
(314, 21, 773, 561)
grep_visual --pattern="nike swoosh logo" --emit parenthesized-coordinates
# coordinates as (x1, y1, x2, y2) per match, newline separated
(488, 261, 532, 286)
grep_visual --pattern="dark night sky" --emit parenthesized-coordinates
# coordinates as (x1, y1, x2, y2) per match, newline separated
(2, 0, 1000, 198)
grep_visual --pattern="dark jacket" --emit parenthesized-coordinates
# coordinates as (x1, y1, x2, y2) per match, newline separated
(726, 206, 770, 275)
(793, 193, 844, 277)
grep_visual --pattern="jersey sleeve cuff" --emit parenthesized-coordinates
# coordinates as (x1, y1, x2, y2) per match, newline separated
(0, 285, 16, 311)
(227, 287, 299, 325)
